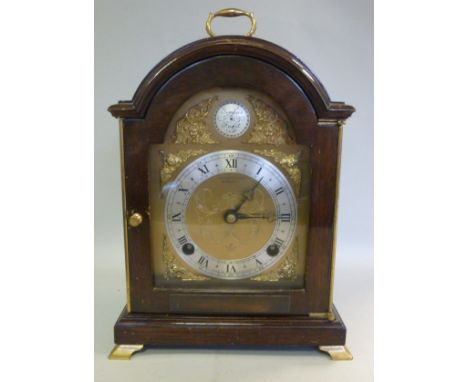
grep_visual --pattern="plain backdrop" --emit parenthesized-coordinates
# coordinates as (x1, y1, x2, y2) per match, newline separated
(95, 1, 373, 381)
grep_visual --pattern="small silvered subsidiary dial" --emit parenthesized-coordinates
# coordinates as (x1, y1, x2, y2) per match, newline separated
(164, 150, 297, 280)
(214, 101, 251, 138)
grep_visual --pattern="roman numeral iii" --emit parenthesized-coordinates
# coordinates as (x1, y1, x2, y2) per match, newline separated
(279, 213, 291, 222)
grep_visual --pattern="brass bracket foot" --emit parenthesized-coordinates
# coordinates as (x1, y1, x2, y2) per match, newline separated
(108, 344, 144, 360)
(318, 345, 353, 360)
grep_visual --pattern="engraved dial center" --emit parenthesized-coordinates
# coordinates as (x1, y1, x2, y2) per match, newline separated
(186, 173, 276, 261)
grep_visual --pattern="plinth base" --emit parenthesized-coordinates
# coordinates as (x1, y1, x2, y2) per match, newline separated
(109, 305, 351, 360)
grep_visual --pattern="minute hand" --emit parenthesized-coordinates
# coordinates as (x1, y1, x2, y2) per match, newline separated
(233, 177, 264, 213)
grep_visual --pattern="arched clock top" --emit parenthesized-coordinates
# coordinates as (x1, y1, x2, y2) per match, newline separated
(108, 36, 355, 122)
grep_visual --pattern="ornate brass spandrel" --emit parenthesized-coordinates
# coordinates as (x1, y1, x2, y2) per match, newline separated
(246, 95, 293, 145)
(251, 238, 299, 281)
(162, 234, 208, 281)
(254, 149, 301, 194)
(171, 96, 219, 144)
(160, 149, 207, 185)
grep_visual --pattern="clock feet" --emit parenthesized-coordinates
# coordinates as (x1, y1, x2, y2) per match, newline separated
(318, 345, 353, 361)
(108, 344, 144, 360)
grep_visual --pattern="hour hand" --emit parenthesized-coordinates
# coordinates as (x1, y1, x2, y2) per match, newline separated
(236, 212, 275, 221)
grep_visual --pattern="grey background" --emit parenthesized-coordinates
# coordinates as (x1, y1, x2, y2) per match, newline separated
(95, 0, 373, 381)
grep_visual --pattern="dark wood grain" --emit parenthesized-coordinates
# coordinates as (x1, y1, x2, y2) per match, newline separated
(114, 305, 346, 347)
(109, 36, 354, 120)
(109, 35, 355, 348)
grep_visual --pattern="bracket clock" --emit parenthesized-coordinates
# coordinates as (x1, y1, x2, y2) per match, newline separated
(107, 9, 355, 361)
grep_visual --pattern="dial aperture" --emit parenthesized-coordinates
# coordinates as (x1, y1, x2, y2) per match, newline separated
(214, 101, 250, 138)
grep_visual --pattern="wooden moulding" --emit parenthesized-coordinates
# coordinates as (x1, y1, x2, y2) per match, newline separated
(108, 36, 355, 120)
(114, 304, 347, 347)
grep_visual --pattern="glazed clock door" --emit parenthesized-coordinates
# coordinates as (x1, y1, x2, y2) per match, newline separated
(147, 87, 311, 300)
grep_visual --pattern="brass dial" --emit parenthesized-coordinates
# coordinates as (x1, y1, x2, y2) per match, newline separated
(164, 150, 297, 279)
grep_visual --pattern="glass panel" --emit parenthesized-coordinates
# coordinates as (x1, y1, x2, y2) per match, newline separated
(148, 88, 310, 290)
(149, 143, 310, 290)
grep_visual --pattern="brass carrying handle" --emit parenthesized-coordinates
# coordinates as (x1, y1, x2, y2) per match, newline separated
(205, 8, 256, 37)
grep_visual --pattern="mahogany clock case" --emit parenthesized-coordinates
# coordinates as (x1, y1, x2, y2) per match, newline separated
(109, 36, 355, 347)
